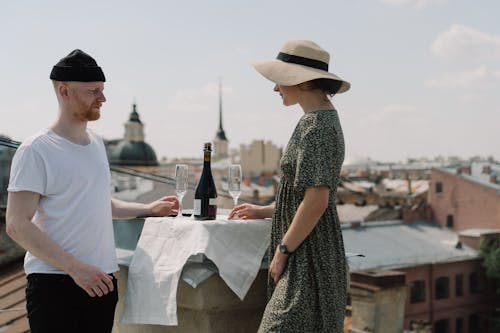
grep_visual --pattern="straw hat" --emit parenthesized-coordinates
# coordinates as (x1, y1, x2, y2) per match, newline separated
(253, 40, 350, 94)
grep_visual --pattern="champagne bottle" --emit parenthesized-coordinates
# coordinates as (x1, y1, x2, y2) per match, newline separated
(194, 143, 217, 220)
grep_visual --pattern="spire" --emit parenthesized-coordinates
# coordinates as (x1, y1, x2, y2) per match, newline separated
(215, 78, 227, 141)
(129, 102, 142, 123)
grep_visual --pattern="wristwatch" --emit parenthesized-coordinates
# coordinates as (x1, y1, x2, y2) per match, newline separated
(279, 243, 293, 255)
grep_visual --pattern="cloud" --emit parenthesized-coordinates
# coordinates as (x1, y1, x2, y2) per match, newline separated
(431, 24, 500, 62)
(379, 0, 447, 9)
(426, 66, 500, 88)
(362, 104, 419, 126)
(167, 82, 233, 112)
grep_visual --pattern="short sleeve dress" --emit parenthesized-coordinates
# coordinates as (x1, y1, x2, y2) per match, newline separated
(258, 109, 347, 333)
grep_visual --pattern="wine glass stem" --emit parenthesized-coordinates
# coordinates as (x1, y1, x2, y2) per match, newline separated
(233, 198, 238, 207)
(177, 196, 183, 217)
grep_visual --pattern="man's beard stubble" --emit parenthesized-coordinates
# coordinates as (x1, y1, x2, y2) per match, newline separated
(73, 105, 101, 122)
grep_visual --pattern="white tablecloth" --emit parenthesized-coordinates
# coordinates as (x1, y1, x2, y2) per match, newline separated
(120, 214, 271, 326)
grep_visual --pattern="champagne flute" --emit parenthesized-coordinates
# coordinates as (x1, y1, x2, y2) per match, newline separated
(175, 164, 189, 217)
(228, 164, 242, 207)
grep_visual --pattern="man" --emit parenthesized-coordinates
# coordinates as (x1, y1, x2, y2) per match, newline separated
(6, 49, 178, 333)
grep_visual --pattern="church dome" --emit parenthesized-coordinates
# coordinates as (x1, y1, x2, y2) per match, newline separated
(109, 140, 158, 166)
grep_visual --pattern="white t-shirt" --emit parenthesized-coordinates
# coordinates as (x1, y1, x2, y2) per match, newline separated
(8, 128, 119, 275)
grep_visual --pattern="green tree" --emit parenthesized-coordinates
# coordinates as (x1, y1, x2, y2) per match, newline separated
(481, 237, 500, 282)
(479, 237, 500, 331)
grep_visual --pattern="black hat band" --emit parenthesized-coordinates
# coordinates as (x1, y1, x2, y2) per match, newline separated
(277, 52, 329, 71)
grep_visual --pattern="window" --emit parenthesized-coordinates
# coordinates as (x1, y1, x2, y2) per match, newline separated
(469, 272, 484, 293)
(435, 277, 450, 299)
(410, 280, 426, 303)
(436, 181, 443, 193)
(455, 274, 463, 296)
(469, 314, 480, 332)
(446, 215, 454, 228)
(456, 317, 463, 333)
(434, 319, 449, 333)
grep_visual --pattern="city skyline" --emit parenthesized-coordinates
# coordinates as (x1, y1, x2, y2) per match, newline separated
(0, 0, 499, 162)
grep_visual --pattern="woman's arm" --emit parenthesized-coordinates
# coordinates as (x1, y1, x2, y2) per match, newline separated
(228, 203, 275, 219)
(269, 185, 329, 283)
(281, 186, 329, 252)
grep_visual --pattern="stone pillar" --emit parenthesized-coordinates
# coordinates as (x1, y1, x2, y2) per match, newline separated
(113, 266, 267, 333)
(349, 270, 406, 333)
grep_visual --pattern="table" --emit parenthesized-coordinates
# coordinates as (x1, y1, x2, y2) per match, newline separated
(112, 212, 271, 333)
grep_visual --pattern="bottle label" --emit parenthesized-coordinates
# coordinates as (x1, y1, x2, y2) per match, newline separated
(209, 198, 217, 205)
(194, 199, 201, 215)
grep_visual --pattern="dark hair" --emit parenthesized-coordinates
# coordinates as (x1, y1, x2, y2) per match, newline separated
(309, 78, 342, 96)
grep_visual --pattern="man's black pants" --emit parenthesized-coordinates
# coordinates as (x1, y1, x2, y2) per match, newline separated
(26, 273, 118, 333)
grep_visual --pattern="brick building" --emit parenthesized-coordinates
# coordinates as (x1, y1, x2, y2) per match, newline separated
(429, 165, 500, 231)
(344, 220, 497, 333)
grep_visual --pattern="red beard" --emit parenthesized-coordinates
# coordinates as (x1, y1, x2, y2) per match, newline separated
(74, 105, 101, 121)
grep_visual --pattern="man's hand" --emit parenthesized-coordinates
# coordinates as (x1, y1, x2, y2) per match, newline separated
(69, 262, 114, 297)
(147, 196, 179, 216)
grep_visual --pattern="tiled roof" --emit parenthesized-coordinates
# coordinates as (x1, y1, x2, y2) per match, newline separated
(0, 261, 28, 333)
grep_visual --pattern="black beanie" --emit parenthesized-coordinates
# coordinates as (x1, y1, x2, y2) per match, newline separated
(50, 49, 106, 82)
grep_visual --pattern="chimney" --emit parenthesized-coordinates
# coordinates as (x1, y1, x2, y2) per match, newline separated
(351, 221, 362, 229)
(482, 165, 491, 175)
(459, 231, 500, 250)
(491, 175, 497, 184)
(349, 270, 406, 333)
(457, 166, 471, 175)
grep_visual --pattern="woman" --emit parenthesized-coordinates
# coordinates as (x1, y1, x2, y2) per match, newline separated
(229, 40, 350, 332)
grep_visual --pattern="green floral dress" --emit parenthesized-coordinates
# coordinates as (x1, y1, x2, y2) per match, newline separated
(258, 109, 347, 333)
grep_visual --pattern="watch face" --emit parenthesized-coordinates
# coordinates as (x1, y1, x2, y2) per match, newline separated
(279, 244, 287, 254)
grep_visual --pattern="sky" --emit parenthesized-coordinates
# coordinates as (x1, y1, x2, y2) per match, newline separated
(0, 0, 499, 163)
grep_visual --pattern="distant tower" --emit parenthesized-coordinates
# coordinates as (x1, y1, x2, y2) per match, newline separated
(108, 103, 158, 166)
(214, 79, 229, 158)
(125, 103, 144, 142)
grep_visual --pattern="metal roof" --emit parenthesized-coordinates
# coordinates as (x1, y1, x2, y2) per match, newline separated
(343, 220, 479, 271)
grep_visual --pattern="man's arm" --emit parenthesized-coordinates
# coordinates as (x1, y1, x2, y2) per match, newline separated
(6, 191, 114, 297)
(111, 196, 179, 219)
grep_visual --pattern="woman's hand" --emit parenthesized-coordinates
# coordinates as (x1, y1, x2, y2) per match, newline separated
(269, 245, 289, 284)
(228, 203, 263, 220)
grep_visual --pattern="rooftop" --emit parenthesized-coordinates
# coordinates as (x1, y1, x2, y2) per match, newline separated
(438, 161, 500, 193)
(458, 228, 500, 237)
(0, 261, 28, 333)
(337, 204, 379, 223)
(343, 220, 478, 271)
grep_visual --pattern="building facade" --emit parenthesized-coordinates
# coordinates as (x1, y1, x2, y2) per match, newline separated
(343, 220, 497, 333)
(429, 167, 500, 231)
(239, 140, 281, 176)
(401, 260, 494, 333)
